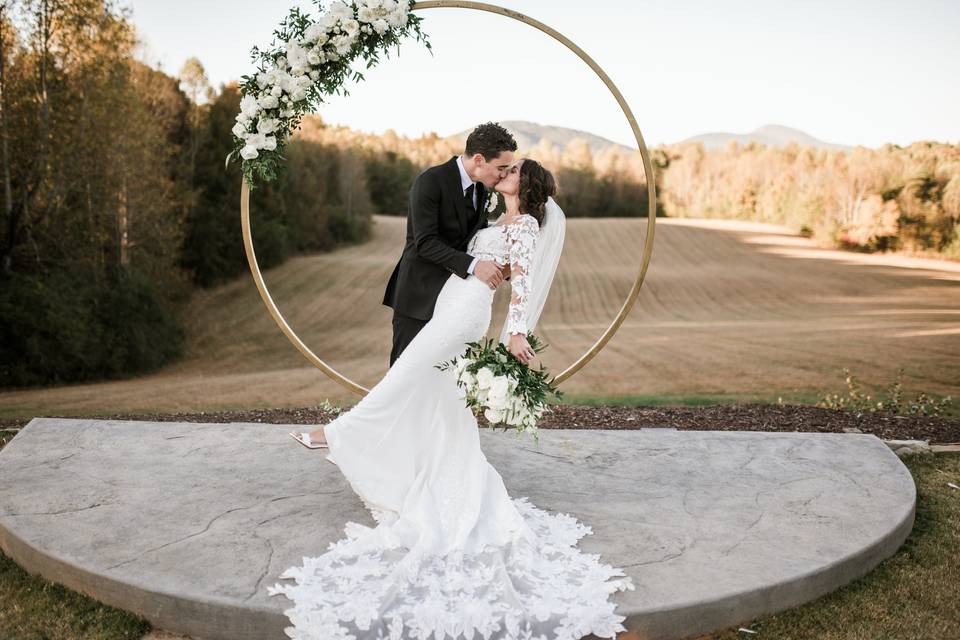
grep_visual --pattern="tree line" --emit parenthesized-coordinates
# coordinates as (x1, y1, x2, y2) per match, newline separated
(0, 0, 383, 387)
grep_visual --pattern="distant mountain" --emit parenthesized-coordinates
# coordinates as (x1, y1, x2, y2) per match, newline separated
(449, 121, 852, 154)
(679, 124, 852, 151)
(450, 120, 633, 155)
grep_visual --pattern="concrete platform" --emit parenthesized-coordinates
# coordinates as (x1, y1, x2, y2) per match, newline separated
(0, 418, 915, 640)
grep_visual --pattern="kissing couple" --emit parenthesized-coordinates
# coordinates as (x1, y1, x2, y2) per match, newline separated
(275, 122, 635, 640)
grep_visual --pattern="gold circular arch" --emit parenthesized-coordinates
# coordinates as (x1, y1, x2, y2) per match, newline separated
(240, 0, 657, 396)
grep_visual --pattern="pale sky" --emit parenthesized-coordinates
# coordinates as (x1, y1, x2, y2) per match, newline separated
(128, 0, 960, 149)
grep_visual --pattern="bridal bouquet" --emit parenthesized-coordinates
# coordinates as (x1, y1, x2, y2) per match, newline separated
(436, 333, 563, 444)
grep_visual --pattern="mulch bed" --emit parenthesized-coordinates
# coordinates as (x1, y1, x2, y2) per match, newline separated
(4, 403, 959, 444)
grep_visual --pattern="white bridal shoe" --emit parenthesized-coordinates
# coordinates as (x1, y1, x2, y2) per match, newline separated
(290, 430, 328, 449)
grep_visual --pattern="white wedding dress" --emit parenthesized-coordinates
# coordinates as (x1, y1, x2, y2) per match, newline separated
(267, 213, 635, 639)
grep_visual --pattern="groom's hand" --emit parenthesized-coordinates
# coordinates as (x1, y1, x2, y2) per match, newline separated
(474, 260, 504, 290)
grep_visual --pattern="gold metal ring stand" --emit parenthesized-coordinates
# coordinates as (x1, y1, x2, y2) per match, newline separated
(240, 0, 657, 395)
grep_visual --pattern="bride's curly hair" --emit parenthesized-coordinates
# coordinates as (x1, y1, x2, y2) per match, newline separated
(518, 159, 558, 226)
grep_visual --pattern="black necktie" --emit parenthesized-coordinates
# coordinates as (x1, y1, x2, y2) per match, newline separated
(464, 183, 475, 211)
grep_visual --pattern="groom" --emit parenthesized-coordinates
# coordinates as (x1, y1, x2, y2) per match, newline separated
(382, 122, 518, 366)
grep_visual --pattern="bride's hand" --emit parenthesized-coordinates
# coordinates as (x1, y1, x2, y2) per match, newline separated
(508, 334, 536, 366)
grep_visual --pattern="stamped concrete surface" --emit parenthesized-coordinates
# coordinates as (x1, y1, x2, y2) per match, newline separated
(0, 418, 915, 640)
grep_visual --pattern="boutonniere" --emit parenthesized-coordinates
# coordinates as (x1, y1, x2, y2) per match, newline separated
(486, 190, 499, 213)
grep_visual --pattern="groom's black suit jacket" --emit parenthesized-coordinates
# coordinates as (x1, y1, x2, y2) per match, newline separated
(382, 156, 488, 321)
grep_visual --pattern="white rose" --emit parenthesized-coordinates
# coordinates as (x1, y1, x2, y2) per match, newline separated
(235, 112, 251, 126)
(488, 375, 510, 402)
(307, 50, 321, 65)
(484, 407, 503, 424)
(257, 94, 279, 110)
(358, 6, 375, 22)
(240, 145, 259, 160)
(256, 72, 269, 89)
(270, 84, 283, 97)
(372, 18, 389, 34)
(231, 122, 249, 138)
(256, 118, 279, 134)
(342, 19, 360, 37)
(261, 135, 277, 151)
(475, 367, 495, 390)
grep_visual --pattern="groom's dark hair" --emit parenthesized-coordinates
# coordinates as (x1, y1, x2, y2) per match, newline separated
(465, 122, 517, 160)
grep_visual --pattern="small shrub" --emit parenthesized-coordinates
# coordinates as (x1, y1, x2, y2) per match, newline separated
(818, 367, 952, 417)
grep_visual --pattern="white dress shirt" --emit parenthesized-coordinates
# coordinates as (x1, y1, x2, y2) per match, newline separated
(456, 155, 480, 275)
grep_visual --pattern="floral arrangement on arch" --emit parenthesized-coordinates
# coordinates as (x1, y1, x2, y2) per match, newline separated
(226, 0, 430, 188)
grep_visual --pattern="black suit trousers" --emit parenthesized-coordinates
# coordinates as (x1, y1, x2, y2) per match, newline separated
(390, 309, 429, 367)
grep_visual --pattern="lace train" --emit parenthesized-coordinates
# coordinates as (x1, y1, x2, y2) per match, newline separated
(267, 495, 635, 640)
(267, 271, 634, 639)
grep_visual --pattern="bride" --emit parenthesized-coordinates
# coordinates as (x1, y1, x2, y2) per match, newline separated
(269, 158, 635, 639)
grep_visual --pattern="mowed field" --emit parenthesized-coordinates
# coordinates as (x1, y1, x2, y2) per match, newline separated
(1, 214, 958, 419)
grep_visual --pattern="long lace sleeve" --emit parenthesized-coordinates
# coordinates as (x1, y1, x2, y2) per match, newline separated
(505, 214, 540, 336)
